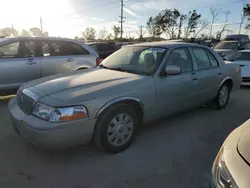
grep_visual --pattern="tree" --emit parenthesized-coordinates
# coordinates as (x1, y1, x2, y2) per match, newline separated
(112, 25, 121, 39)
(243, 4, 250, 31)
(146, 16, 162, 39)
(158, 9, 180, 39)
(137, 26, 146, 40)
(216, 11, 231, 40)
(20, 29, 31, 37)
(105, 33, 113, 41)
(82, 27, 96, 41)
(98, 28, 108, 40)
(209, 8, 220, 39)
(184, 10, 202, 38)
(194, 20, 209, 38)
(0, 27, 18, 36)
(177, 14, 187, 38)
(29, 27, 43, 36)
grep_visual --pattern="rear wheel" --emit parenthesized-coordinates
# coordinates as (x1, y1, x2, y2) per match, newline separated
(94, 104, 138, 153)
(214, 83, 231, 110)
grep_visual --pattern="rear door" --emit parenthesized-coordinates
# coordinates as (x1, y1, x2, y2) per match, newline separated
(38, 40, 91, 77)
(191, 47, 223, 103)
(0, 39, 40, 90)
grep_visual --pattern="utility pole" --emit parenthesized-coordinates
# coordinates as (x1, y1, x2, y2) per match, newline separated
(40, 16, 43, 33)
(139, 26, 143, 39)
(11, 24, 14, 36)
(119, 0, 125, 40)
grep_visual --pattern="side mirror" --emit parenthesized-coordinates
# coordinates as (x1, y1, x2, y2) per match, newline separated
(165, 65, 181, 75)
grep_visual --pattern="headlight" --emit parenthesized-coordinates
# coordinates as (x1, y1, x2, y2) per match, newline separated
(212, 147, 238, 188)
(32, 103, 88, 122)
(49, 106, 88, 122)
(32, 102, 53, 120)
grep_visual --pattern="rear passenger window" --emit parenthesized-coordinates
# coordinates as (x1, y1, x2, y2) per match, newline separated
(206, 50, 219, 67)
(192, 48, 211, 70)
(22, 41, 35, 58)
(98, 44, 117, 52)
(50, 41, 89, 56)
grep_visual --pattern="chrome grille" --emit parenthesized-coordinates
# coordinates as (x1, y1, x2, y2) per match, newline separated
(16, 90, 35, 115)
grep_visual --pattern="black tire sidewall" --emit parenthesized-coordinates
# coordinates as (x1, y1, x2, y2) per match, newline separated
(215, 84, 230, 110)
(95, 104, 138, 153)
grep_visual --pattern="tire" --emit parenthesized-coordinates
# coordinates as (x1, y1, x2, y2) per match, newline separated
(214, 83, 231, 110)
(94, 104, 138, 153)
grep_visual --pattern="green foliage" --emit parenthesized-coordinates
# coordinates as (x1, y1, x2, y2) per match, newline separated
(146, 16, 162, 39)
(0, 27, 18, 37)
(112, 26, 121, 39)
(243, 4, 250, 28)
(184, 10, 202, 38)
(82, 27, 96, 41)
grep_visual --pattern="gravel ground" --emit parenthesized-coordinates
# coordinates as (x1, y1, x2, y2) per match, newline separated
(0, 89, 250, 188)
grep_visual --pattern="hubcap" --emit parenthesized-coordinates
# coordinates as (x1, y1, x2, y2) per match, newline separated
(218, 85, 229, 106)
(107, 113, 134, 147)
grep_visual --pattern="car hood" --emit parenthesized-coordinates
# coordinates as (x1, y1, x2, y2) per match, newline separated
(237, 121, 250, 164)
(24, 68, 147, 104)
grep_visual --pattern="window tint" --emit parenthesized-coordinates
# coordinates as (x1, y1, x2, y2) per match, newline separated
(167, 48, 193, 73)
(0, 42, 19, 58)
(98, 44, 117, 52)
(242, 42, 250, 50)
(234, 52, 250, 61)
(193, 48, 211, 69)
(50, 41, 89, 56)
(206, 50, 219, 67)
(22, 41, 35, 58)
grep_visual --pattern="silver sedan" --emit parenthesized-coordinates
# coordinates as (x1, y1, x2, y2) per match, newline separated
(0, 37, 99, 92)
(8, 42, 241, 153)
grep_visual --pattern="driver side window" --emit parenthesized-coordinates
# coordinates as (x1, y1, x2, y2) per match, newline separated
(0, 42, 20, 59)
(167, 48, 193, 73)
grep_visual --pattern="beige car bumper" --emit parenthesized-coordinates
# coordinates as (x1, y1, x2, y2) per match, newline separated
(8, 98, 96, 150)
(212, 120, 250, 188)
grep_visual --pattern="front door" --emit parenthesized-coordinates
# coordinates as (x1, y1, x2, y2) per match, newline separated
(154, 47, 199, 118)
(0, 40, 40, 90)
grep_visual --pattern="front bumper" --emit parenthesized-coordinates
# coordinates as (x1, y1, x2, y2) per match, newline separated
(8, 98, 96, 150)
(211, 119, 250, 188)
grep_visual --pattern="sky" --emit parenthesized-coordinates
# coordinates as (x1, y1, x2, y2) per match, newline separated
(1, 0, 250, 38)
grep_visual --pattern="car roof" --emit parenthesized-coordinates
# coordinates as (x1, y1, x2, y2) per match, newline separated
(0, 36, 78, 42)
(128, 41, 204, 48)
(86, 42, 115, 45)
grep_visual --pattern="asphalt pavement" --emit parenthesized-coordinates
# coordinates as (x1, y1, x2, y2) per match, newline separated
(0, 89, 250, 188)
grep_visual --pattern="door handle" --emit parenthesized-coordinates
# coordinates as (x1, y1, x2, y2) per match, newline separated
(66, 58, 74, 62)
(218, 72, 222, 75)
(193, 77, 199, 81)
(25, 59, 36, 65)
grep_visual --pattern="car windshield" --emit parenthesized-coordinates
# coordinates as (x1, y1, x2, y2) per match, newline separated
(233, 52, 250, 61)
(214, 41, 239, 50)
(99, 46, 167, 75)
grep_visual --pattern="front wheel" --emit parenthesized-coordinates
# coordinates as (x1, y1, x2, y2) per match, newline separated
(94, 104, 138, 153)
(214, 83, 231, 110)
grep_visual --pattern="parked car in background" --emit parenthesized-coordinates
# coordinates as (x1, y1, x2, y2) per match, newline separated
(9, 42, 241, 153)
(225, 50, 250, 86)
(0, 37, 99, 93)
(87, 42, 119, 60)
(224, 34, 249, 43)
(212, 119, 250, 188)
(213, 40, 242, 59)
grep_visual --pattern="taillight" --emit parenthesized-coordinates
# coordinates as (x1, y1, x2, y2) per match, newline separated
(96, 57, 101, 66)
